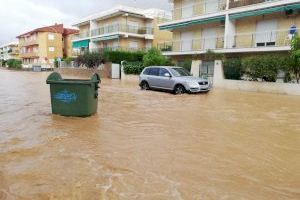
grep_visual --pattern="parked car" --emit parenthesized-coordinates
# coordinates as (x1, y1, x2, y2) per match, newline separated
(139, 66, 210, 94)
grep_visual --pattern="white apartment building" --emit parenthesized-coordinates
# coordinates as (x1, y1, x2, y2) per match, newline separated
(0, 41, 19, 61)
(71, 5, 172, 55)
(159, 0, 300, 59)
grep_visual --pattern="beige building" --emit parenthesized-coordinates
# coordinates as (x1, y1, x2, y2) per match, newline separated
(0, 41, 19, 61)
(159, 0, 300, 73)
(17, 24, 78, 67)
(72, 5, 172, 55)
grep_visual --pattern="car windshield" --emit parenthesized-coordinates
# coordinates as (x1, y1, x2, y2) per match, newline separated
(170, 67, 191, 77)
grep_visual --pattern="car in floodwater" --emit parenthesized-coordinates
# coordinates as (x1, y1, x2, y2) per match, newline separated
(139, 66, 210, 95)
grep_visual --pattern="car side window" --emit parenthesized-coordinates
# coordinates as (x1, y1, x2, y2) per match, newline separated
(159, 68, 169, 76)
(149, 68, 159, 76)
(143, 68, 151, 75)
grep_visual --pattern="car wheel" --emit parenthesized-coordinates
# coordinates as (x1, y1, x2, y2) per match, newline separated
(140, 81, 150, 90)
(174, 85, 185, 95)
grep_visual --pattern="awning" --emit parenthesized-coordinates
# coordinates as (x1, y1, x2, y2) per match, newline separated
(230, 3, 300, 20)
(72, 40, 90, 48)
(160, 15, 225, 30)
(91, 35, 119, 42)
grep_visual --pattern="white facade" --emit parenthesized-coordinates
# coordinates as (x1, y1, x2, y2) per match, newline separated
(72, 5, 171, 53)
(159, 0, 300, 56)
(0, 41, 19, 61)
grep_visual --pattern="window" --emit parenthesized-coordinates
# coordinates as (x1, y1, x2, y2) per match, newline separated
(159, 68, 169, 76)
(143, 68, 151, 75)
(129, 41, 139, 49)
(49, 47, 55, 52)
(48, 34, 55, 40)
(182, 0, 193, 19)
(256, 19, 277, 47)
(149, 68, 159, 76)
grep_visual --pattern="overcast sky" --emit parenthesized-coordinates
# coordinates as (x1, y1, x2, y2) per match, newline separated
(0, 0, 171, 44)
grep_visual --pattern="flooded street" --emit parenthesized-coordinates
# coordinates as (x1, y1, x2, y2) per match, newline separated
(0, 69, 299, 200)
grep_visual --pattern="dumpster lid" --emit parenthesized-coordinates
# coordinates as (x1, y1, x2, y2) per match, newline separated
(47, 72, 62, 82)
(46, 72, 101, 85)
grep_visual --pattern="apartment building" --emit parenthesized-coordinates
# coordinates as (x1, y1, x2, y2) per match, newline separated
(17, 24, 78, 67)
(158, 0, 300, 74)
(71, 5, 172, 55)
(0, 41, 19, 61)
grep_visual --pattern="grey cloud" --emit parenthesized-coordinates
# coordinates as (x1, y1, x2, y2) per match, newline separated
(0, 0, 171, 44)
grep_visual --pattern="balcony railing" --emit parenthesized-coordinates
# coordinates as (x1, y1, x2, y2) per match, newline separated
(229, 0, 280, 9)
(228, 29, 295, 48)
(173, 0, 226, 20)
(158, 29, 295, 53)
(158, 37, 224, 52)
(73, 32, 90, 40)
(91, 24, 153, 37)
(20, 52, 39, 58)
(20, 39, 38, 47)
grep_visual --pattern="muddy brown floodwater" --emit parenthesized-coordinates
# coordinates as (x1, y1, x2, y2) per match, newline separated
(0, 69, 299, 200)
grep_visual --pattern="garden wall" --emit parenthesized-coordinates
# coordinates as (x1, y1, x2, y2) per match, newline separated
(213, 60, 300, 96)
(54, 63, 111, 79)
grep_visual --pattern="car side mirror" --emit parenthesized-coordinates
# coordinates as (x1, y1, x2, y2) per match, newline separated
(164, 73, 171, 77)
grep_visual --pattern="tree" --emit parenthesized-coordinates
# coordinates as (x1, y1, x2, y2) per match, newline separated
(143, 48, 169, 67)
(75, 51, 104, 68)
(289, 34, 300, 83)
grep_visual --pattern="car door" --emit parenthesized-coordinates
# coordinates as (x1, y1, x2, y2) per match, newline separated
(156, 68, 174, 90)
(147, 67, 160, 88)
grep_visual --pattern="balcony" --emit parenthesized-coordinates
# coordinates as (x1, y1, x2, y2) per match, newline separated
(72, 32, 90, 40)
(20, 39, 38, 47)
(228, 29, 294, 49)
(91, 24, 153, 37)
(158, 29, 294, 54)
(158, 37, 224, 52)
(173, 0, 226, 20)
(229, 0, 280, 9)
(20, 52, 39, 58)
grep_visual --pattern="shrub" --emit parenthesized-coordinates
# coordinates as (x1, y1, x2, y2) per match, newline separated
(143, 48, 169, 67)
(64, 57, 73, 65)
(7, 59, 22, 69)
(223, 58, 243, 80)
(123, 61, 145, 75)
(177, 60, 192, 71)
(104, 49, 145, 64)
(203, 50, 224, 61)
(75, 51, 104, 68)
(242, 55, 283, 82)
(288, 34, 300, 83)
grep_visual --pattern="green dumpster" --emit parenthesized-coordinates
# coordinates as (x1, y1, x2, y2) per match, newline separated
(46, 72, 101, 117)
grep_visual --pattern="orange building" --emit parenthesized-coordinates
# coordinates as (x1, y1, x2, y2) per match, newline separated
(17, 24, 78, 67)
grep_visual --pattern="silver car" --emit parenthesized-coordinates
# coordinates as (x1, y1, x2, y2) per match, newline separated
(139, 66, 210, 94)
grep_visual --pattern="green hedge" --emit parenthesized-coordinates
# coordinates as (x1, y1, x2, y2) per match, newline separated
(104, 50, 145, 64)
(242, 55, 285, 82)
(223, 58, 243, 80)
(7, 59, 22, 69)
(123, 61, 145, 75)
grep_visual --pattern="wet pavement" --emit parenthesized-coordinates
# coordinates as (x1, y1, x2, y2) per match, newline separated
(0, 69, 299, 200)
